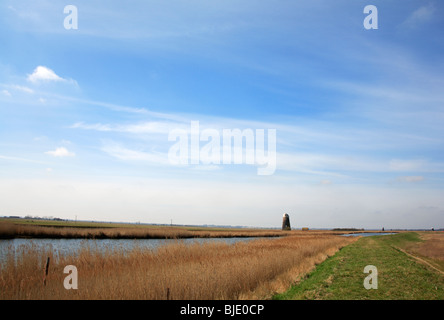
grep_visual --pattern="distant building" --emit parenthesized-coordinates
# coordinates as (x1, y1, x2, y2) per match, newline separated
(282, 213, 291, 231)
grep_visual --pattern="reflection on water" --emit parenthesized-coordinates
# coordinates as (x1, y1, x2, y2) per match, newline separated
(0, 237, 262, 265)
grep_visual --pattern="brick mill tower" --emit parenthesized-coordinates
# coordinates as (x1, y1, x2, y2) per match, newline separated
(282, 213, 291, 231)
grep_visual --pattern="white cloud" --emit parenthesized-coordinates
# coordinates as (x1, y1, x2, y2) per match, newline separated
(401, 4, 435, 29)
(71, 122, 112, 132)
(45, 147, 75, 157)
(28, 66, 64, 83)
(27, 66, 77, 85)
(101, 143, 166, 164)
(1, 90, 11, 96)
(71, 120, 182, 135)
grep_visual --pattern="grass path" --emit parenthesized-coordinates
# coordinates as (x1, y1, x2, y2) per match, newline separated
(274, 232, 444, 300)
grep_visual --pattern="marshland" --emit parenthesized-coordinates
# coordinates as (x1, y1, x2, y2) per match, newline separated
(0, 219, 356, 299)
(4, 219, 441, 300)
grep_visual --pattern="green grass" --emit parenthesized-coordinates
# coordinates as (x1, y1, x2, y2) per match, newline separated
(274, 232, 444, 300)
(378, 231, 423, 248)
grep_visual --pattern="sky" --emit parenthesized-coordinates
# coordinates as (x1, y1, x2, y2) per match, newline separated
(1, 0, 444, 229)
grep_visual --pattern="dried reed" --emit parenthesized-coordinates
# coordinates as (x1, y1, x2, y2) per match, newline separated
(0, 221, 288, 239)
(0, 234, 355, 300)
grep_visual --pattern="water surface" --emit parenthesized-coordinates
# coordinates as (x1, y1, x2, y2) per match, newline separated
(0, 237, 263, 264)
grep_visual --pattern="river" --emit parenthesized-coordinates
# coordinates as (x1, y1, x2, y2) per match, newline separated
(0, 237, 263, 265)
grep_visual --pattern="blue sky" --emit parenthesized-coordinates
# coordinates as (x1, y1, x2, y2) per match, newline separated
(1, 0, 444, 229)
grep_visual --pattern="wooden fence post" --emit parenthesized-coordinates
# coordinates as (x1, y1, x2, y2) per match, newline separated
(43, 257, 50, 286)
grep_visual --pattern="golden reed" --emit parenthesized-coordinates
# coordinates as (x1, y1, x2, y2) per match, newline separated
(0, 221, 287, 239)
(0, 231, 355, 300)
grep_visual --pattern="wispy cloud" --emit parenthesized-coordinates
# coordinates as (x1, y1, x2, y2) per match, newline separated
(388, 159, 444, 173)
(0, 154, 48, 164)
(7, 5, 17, 13)
(2, 0, 443, 228)
(71, 121, 177, 135)
(68, 97, 444, 178)
(396, 176, 425, 183)
(45, 147, 75, 157)
(9, 84, 34, 94)
(100, 142, 166, 164)
(401, 3, 436, 29)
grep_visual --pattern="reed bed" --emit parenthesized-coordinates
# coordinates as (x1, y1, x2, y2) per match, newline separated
(415, 232, 444, 261)
(0, 221, 289, 239)
(0, 234, 355, 300)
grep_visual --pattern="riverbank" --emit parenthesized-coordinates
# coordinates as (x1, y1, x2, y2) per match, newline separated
(274, 232, 444, 300)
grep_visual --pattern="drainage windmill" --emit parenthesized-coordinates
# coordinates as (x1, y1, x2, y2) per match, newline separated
(282, 213, 291, 231)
